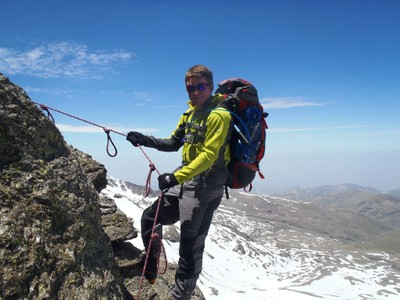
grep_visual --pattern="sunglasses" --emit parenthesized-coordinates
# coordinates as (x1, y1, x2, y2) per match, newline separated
(186, 83, 210, 92)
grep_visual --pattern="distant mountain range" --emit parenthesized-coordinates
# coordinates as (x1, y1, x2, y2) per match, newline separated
(102, 178, 400, 299)
(268, 183, 400, 197)
(271, 183, 400, 228)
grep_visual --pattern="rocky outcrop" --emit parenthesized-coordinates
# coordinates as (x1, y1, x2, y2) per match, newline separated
(100, 195, 138, 242)
(0, 73, 129, 299)
(0, 74, 205, 299)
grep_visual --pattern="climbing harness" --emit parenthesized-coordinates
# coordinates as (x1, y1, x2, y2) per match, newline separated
(33, 101, 168, 299)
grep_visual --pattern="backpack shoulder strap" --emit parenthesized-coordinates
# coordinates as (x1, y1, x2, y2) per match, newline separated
(182, 108, 193, 119)
(179, 109, 194, 127)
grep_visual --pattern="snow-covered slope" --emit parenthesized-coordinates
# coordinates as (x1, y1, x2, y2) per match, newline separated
(101, 177, 400, 300)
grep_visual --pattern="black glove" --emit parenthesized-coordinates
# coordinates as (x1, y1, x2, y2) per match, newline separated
(158, 173, 178, 190)
(126, 131, 150, 147)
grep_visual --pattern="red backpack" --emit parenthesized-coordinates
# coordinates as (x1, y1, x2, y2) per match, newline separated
(216, 78, 268, 191)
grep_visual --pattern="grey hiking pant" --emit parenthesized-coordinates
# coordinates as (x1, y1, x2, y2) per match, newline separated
(141, 175, 224, 299)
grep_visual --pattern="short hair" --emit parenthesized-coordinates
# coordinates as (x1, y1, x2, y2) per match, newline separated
(185, 65, 214, 86)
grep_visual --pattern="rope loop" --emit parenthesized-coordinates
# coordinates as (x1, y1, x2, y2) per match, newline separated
(153, 233, 168, 276)
(144, 163, 156, 197)
(136, 194, 168, 300)
(103, 128, 118, 157)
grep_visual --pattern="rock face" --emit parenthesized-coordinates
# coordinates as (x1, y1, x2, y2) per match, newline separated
(0, 74, 205, 299)
(0, 74, 128, 298)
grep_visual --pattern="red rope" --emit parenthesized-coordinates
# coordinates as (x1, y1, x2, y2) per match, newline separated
(136, 193, 168, 300)
(34, 101, 124, 157)
(34, 102, 126, 136)
(33, 101, 168, 298)
(144, 163, 156, 197)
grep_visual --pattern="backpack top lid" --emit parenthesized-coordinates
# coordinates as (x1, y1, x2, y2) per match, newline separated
(215, 78, 259, 104)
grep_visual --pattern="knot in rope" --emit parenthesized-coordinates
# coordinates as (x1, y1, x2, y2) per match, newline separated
(39, 104, 55, 124)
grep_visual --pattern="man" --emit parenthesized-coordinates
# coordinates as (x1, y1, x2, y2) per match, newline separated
(127, 65, 231, 299)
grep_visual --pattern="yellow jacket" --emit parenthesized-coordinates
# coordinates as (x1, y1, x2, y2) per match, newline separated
(144, 94, 231, 184)
(173, 95, 232, 184)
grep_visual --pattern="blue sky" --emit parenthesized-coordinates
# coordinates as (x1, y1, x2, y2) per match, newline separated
(1, 0, 399, 191)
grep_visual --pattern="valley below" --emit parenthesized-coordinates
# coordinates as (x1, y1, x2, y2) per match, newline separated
(103, 179, 400, 299)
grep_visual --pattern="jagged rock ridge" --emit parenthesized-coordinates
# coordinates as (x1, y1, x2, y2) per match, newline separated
(0, 74, 205, 300)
